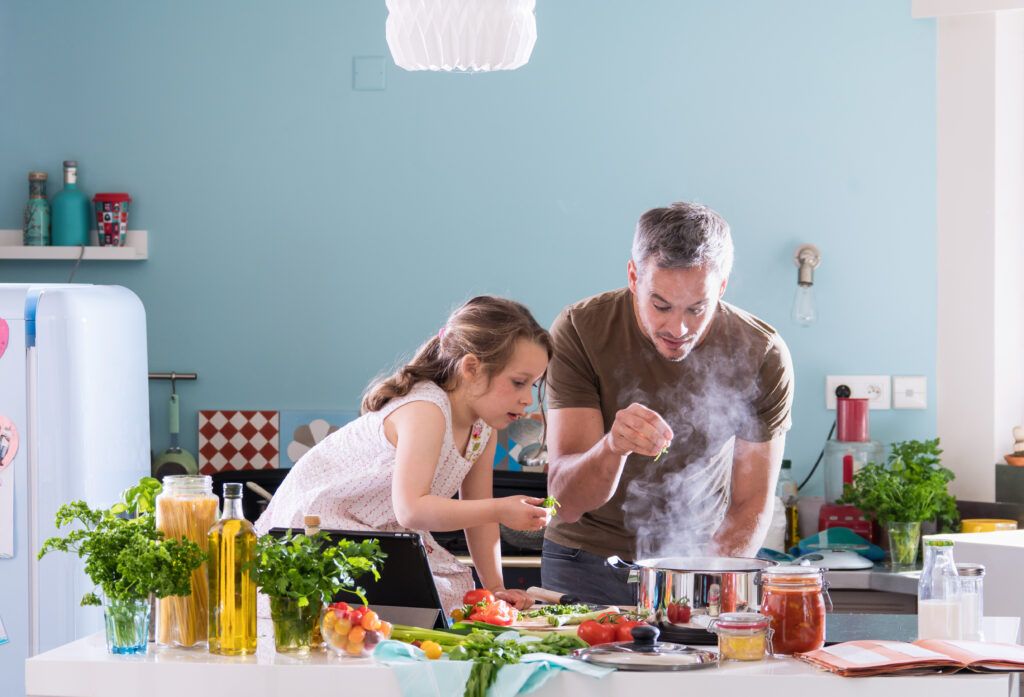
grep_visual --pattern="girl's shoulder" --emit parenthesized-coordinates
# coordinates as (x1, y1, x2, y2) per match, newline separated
(376, 380, 452, 423)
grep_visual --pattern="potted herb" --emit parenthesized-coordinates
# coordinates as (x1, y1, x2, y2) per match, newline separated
(838, 438, 958, 569)
(248, 530, 385, 653)
(38, 477, 206, 654)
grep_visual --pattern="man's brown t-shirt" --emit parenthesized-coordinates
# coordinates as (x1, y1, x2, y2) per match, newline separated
(544, 288, 793, 561)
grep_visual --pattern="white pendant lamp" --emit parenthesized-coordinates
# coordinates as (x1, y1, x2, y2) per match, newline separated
(385, 0, 537, 72)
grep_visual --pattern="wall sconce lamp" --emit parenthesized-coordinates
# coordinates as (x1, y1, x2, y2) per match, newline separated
(385, 0, 537, 72)
(792, 244, 821, 327)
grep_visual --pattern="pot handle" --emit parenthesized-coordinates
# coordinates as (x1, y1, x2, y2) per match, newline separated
(605, 555, 638, 570)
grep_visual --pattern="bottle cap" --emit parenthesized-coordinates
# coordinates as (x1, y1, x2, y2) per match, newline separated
(304, 515, 321, 527)
(781, 459, 792, 470)
(223, 482, 243, 498)
(29, 172, 47, 180)
(63, 160, 77, 168)
(956, 563, 985, 577)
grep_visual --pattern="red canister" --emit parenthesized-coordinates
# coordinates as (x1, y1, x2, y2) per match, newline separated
(92, 193, 132, 247)
(836, 397, 869, 442)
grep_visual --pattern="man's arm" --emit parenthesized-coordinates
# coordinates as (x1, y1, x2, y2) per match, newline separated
(707, 435, 786, 557)
(547, 404, 673, 523)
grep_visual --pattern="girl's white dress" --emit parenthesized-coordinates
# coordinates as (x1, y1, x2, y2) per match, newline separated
(254, 381, 492, 613)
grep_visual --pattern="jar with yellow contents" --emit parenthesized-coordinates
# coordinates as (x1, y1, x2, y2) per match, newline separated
(710, 612, 772, 661)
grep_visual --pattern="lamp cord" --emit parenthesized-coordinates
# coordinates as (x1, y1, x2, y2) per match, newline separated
(797, 420, 836, 491)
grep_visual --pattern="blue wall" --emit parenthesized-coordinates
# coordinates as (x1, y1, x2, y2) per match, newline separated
(0, 1, 936, 496)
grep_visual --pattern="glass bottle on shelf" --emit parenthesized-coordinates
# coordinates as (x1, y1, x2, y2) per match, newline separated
(208, 483, 257, 655)
(776, 459, 800, 550)
(51, 160, 90, 246)
(155, 475, 219, 648)
(23, 172, 50, 246)
(917, 539, 962, 640)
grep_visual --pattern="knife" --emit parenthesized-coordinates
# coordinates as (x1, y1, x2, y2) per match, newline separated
(526, 586, 583, 605)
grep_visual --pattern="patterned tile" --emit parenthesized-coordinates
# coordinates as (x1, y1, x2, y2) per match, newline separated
(198, 410, 279, 473)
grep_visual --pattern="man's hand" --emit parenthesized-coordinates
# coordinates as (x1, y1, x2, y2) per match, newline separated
(607, 403, 674, 458)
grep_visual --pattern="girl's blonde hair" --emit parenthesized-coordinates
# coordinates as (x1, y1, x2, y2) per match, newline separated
(362, 296, 553, 415)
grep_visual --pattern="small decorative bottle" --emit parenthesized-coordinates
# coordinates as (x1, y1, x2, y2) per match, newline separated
(51, 160, 90, 246)
(304, 515, 326, 650)
(208, 483, 258, 655)
(23, 172, 51, 246)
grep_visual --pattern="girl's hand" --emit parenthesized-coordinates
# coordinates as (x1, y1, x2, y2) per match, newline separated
(498, 496, 551, 531)
(492, 587, 534, 611)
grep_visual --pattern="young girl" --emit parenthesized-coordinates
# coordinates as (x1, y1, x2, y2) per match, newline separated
(255, 296, 553, 613)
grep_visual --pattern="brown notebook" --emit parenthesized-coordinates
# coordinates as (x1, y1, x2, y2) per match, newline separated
(797, 639, 1024, 677)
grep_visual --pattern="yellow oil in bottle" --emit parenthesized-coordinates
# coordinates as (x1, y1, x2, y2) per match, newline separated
(208, 484, 257, 655)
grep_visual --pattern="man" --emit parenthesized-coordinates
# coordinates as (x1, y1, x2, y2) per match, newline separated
(542, 201, 794, 605)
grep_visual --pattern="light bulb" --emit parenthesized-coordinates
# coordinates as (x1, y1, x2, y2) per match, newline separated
(792, 284, 817, 327)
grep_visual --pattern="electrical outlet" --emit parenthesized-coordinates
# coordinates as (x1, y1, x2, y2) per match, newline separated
(825, 375, 891, 410)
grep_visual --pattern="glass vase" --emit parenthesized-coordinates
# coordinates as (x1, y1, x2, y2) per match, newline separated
(887, 521, 922, 570)
(103, 597, 150, 655)
(269, 596, 322, 654)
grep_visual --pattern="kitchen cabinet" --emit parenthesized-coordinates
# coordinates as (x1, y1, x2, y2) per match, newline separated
(0, 229, 148, 260)
(24, 617, 1021, 697)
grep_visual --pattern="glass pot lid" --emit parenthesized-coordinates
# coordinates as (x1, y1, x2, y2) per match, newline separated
(571, 625, 718, 671)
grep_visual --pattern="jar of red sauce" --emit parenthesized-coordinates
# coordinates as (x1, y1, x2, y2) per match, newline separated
(759, 565, 828, 655)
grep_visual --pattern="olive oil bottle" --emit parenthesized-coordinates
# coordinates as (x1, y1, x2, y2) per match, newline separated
(208, 483, 257, 655)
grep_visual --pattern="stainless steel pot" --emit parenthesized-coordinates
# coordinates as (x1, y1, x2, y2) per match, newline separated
(608, 556, 778, 626)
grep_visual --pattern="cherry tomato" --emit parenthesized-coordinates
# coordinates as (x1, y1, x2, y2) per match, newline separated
(361, 610, 381, 631)
(676, 602, 691, 624)
(666, 603, 678, 624)
(463, 589, 496, 606)
(578, 619, 617, 646)
(348, 626, 366, 643)
(615, 621, 644, 643)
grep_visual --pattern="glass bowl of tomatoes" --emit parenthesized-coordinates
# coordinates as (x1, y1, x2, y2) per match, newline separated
(321, 602, 393, 658)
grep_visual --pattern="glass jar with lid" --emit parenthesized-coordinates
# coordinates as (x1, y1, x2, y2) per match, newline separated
(709, 612, 771, 661)
(760, 565, 828, 655)
(155, 475, 219, 647)
(956, 563, 985, 641)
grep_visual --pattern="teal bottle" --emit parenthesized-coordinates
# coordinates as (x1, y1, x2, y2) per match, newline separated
(23, 172, 51, 246)
(51, 160, 90, 246)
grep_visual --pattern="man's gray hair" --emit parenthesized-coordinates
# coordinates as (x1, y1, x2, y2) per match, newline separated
(631, 202, 734, 278)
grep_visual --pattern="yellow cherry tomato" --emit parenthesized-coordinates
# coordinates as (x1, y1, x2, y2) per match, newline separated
(420, 640, 443, 660)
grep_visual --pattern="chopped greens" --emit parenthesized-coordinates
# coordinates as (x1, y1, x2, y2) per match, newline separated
(521, 603, 590, 618)
(448, 630, 587, 697)
(653, 444, 670, 462)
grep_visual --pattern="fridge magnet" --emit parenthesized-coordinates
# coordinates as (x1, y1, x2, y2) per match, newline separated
(0, 317, 8, 360)
(280, 410, 358, 468)
(0, 416, 17, 473)
(197, 410, 279, 474)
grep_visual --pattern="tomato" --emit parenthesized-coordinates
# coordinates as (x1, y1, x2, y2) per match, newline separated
(469, 599, 517, 625)
(578, 619, 617, 646)
(667, 600, 690, 624)
(666, 603, 677, 623)
(615, 621, 644, 643)
(361, 610, 381, 631)
(463, 589, 496, 606)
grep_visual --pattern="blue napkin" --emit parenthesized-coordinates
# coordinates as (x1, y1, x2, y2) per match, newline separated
(374, 639, 613, 697)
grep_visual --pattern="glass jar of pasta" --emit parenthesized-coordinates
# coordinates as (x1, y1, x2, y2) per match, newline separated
(156, 475, 219, 648)
(760, 565, 828, 656)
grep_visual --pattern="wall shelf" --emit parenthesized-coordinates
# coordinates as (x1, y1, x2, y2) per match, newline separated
(0, 229, 148, 260)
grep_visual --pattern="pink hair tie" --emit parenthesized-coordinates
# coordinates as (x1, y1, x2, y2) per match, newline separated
(438, 327, 445, 340)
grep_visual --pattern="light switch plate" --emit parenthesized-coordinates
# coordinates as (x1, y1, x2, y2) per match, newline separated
(893, 375, 927, 409)
(353, 56, 386, 91)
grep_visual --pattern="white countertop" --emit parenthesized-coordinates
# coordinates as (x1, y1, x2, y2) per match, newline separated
(26, 618, 1021, 697)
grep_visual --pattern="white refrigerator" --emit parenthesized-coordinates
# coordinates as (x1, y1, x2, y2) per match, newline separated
(0, 284, 151, 697)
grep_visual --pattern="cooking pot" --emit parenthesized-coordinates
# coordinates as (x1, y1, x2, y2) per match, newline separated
(608, 556, 778, 630)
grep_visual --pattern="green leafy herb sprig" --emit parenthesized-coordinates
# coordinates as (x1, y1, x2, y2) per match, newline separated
(653, 444, 669, 462)
(541, 495, 560, 517)
(38, 479, 207, 606)
(449, 630, 587, 697)
(246, 530, 386, 609)
(838, 438, 959, 530)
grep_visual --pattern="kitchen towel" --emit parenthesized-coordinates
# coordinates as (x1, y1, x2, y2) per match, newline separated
(374, 640, 614, 697)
